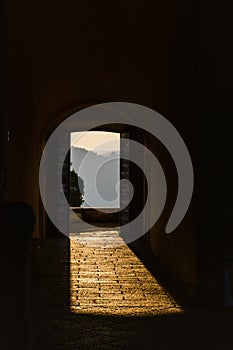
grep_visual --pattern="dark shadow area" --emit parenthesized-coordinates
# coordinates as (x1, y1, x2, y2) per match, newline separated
(31, 235, 71, 350)
(129, 237, 191, 308)
(0, 202, 35, 350)
(197, 215, 233, 305)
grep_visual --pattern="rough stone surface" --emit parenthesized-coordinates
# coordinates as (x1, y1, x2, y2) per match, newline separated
(31, 230, 233, 350)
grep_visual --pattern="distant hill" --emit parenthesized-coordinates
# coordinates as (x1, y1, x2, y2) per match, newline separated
(71, 147, 120, 208)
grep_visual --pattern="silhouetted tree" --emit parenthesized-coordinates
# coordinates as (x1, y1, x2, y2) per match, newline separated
(69, 169, 84, 207)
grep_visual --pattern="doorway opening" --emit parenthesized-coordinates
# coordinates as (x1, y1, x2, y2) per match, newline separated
(71, 131, 120, 207)
(68, 131, 121, 226)
(37, 121, 184, 333)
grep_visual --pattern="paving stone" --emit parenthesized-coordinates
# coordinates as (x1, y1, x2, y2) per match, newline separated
(32, 231, 233, 350)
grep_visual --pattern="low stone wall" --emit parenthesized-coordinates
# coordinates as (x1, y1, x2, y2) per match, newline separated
(71, 207, 120, 223)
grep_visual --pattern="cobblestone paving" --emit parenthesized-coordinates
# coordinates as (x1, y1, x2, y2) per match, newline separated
(69, 232, 183, 316)
(32, 229, 233, 350)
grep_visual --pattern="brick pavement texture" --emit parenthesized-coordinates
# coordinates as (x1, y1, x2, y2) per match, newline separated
(69, 234, 182, 316)
(32, 231, 233, 350)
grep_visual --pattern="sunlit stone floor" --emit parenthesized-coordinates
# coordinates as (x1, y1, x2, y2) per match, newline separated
(32, 227, 233, 350)
(69, 232, 183, 316)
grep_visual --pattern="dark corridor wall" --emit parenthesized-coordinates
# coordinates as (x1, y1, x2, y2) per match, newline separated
(3, 0, 197, 230)
(1, 0, 233, 300)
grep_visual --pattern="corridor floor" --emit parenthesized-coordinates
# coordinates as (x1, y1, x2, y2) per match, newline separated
(32, 228, 233, 350)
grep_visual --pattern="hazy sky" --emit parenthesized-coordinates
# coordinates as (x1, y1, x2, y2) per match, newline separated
(71, 131, 120, 154)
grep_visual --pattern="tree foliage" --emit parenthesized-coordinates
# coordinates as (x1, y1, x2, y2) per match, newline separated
(69, 169, 84, 207)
